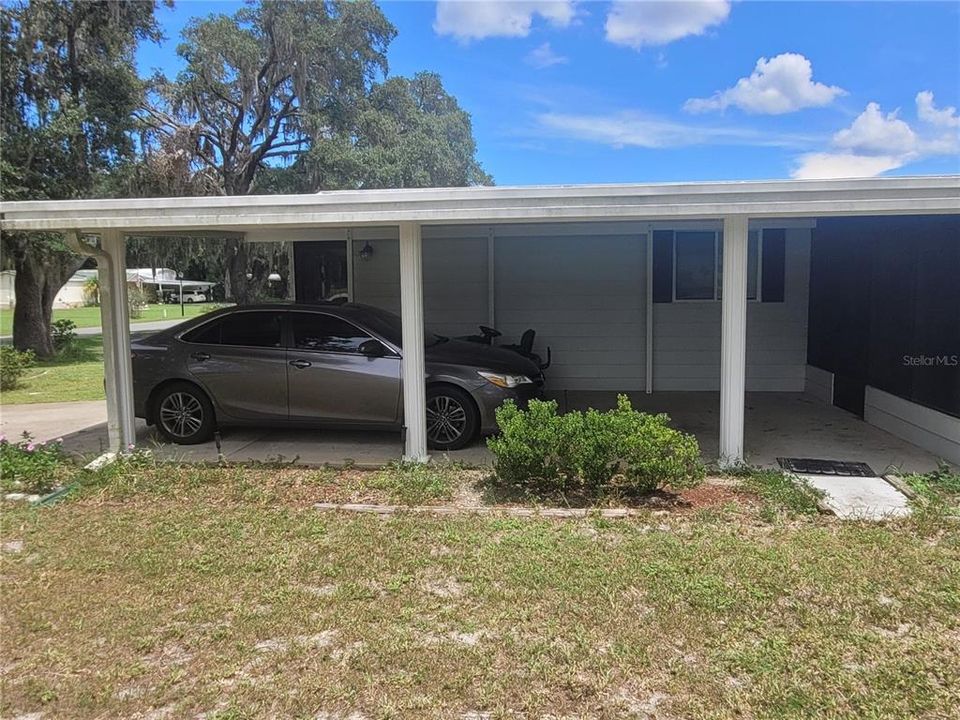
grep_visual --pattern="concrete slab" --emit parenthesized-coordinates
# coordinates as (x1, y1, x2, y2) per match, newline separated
(560, 391, 947, 474)
(0, 400, 107, 443)
(797, 473, 912, 520)
(2, 390, 947, 472)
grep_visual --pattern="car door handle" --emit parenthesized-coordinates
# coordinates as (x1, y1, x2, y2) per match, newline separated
(191, 352, 211, 362)
(289, 359, 312, 369)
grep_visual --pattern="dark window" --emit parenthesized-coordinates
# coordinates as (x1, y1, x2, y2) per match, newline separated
(675, 231, 717, 300)
(291, 312, 372, 353)
(183, 320, 222, 345)
(184, 312, 282, 348)
(761, 229, 786, 302)
(652, 230, 674, 303)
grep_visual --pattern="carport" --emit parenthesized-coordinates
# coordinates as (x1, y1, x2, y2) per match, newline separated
(2, 176, 958, 466)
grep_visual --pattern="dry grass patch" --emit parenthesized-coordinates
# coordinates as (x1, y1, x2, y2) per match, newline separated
(2, 471, 958, 718)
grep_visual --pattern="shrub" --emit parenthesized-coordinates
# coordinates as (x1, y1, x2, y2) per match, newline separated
(51, 318, 78, 353)
(488, 395, 704, 497)
(0, 346, 35, 391)
(0, 433, 70, 495)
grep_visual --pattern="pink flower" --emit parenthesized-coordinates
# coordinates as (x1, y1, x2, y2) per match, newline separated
(25, 443, 35, 452)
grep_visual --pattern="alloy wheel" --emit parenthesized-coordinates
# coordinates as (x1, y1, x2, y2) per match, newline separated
(159, 392, 205, 439)
(426, 394, 468, 445)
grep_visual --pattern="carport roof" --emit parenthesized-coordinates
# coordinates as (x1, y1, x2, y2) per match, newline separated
(1, 175, 958, 233)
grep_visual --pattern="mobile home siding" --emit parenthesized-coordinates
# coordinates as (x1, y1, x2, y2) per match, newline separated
(350, 224, 810, 394)
(493, 233, 647, 391)
(652, 228, 810, 391)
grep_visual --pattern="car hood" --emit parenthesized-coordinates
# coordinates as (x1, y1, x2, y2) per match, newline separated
(425, 338, 541, 377)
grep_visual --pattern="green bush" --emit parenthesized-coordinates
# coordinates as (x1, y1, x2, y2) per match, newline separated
(0, 433, 70, 495)
(488, 395, 704, 497)
(51, 318, 78, 353)
(0, 346, 35, 391)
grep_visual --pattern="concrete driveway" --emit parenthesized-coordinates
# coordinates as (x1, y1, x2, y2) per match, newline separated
(0, 400, 107, 444)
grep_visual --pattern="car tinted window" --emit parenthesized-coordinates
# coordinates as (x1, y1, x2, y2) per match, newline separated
(291, 312, 372, 353)
(183, 320, 221, 345)
(184, 312, 282, 348)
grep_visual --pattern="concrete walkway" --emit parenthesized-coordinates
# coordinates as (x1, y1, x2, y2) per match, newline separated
(0, 400, 107, 444)
(798, 472, 912, 520)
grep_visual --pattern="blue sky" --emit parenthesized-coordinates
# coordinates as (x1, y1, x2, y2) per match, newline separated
(138, 1, 960, 186)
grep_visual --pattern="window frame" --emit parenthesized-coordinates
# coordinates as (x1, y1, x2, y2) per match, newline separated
(671, 229, 765, 303)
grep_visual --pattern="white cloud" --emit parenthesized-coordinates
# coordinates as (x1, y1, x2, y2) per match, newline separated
(684, 53, 845, 115)
(833, 102, 917, 155)
(526, 42, 568, 68)
(916, 90, 960, 128)
(791, 153, 906, 180)
(605, 0, 730, 49)
(434, 0, 575, 41)
(792, 97, 959, 179)
(537, 111, 814, 149)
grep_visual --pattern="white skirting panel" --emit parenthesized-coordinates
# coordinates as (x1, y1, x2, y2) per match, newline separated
(864, 387, 960, 465)
(804, 365, 834, 404)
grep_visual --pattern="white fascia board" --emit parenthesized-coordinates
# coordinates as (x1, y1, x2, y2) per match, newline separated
(2, 176, 958, 233)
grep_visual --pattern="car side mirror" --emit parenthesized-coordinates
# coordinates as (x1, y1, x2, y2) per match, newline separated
(358, 339, 385, 357)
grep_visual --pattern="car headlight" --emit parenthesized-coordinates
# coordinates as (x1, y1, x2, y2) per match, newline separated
(478, 371, 533, 389)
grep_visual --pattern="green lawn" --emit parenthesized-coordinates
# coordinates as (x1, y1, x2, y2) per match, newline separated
(1, 336, 106, 404)
(1, 463, 958, 719)
(0, 302, 215, 336)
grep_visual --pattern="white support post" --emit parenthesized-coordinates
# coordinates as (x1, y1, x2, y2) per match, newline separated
(719, 215, 749, 467)
(399, 222, 428, 462)
(98, 230, 136, 452)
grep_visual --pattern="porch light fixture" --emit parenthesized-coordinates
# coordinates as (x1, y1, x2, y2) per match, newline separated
(267, 272, 281, 282)
(359, 242, 374, 261)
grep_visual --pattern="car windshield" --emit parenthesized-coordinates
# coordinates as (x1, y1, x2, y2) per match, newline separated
(352, 305, 447, 348)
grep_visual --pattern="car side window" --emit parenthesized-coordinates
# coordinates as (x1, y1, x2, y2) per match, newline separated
(291, 312, 374, 354)
(184, 312, 282, 348)
(183, 319, 221, 345)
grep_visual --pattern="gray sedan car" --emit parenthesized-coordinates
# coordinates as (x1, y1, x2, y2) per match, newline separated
(131, 303, 544, 451)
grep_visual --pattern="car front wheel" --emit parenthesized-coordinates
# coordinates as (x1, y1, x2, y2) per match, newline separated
(152, 382, 215, 445)
(426, 385, 478, 452)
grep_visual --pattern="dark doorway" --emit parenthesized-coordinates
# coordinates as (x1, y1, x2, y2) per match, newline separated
(294, 242, 349, 304)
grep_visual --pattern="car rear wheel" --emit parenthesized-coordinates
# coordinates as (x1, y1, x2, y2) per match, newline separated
(426, 385, 478, 452)
(152, 382, 215, 445)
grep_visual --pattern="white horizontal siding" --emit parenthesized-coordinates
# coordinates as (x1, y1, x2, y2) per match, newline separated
(352, 236, 401, 314)
(805, 365, 834, 404)
(495, 233, 646, 391)
(349, 223, 809, 394)
(653, 228, 810, 392)
(351, 235, 491, 336)
(422, 236, 489, 336)
(865, 387, 960, 464)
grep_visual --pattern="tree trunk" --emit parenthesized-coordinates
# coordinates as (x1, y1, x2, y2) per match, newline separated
(224, 238, 251, 304)
(9, 235, 85, 358)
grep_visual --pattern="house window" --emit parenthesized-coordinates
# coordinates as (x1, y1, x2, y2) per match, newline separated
(673, 230, 762, 302)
